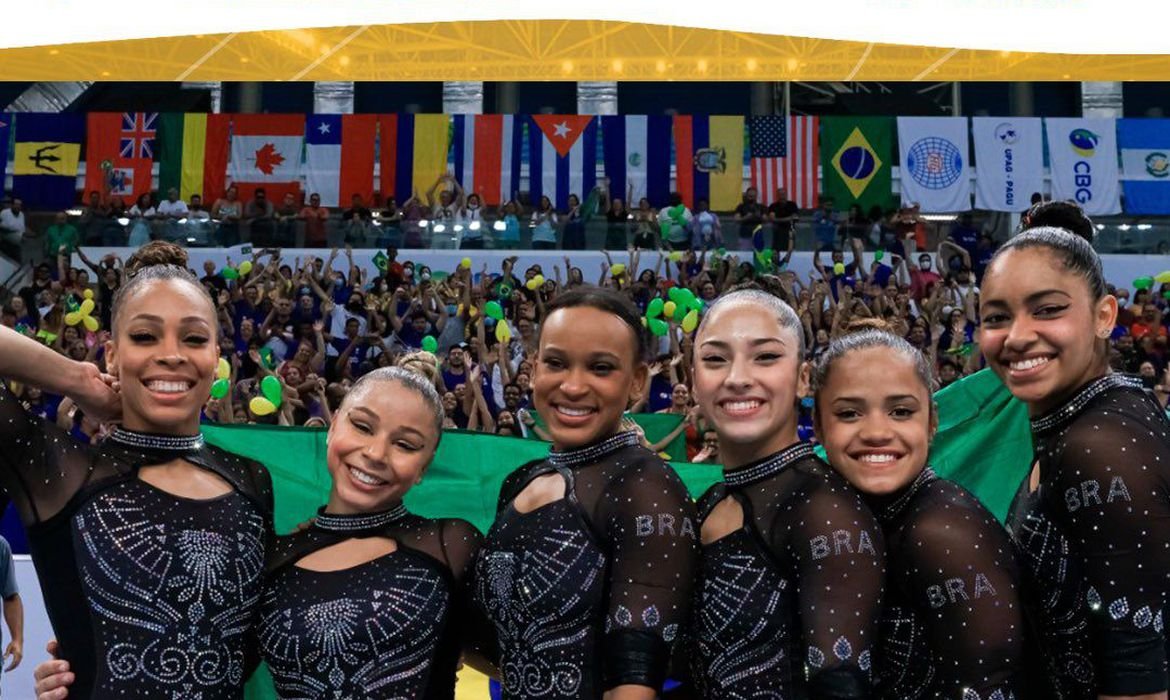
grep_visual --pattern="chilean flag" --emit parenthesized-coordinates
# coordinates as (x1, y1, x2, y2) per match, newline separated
(452, 114, 523, 206)
(527, 114, 597, 210)
(602, 115, 672, 208)
(228, 114, 304, 203)
(305, 114, 376, 207)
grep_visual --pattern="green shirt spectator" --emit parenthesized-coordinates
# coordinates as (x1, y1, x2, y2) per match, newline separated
(44, 211, 81, 257)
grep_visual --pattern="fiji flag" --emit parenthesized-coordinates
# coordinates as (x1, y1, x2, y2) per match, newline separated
(601, 115, 671, 208)
(452, 114, 523, 206)
(527, 115, 598, 210)
(1119, 118, 1170, 215)
(12, 113, 84, 210)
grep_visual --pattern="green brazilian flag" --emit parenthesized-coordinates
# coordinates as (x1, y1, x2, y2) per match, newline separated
(820, 116, 896, 212)
(209, 370, 1030, 698)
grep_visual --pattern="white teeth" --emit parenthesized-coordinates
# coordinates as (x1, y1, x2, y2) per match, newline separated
(724, 400, 761, 413)
(860, 453, 897, 464)
(349, 466, 386, 486)
(1010, 356, 1050, 371)
(556, 406, 592, 417)
(147, 380, 191, 394)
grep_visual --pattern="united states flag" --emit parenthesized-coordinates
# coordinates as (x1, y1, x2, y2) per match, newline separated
(749, 115, 820, 209)
(120, 112, 157, 159)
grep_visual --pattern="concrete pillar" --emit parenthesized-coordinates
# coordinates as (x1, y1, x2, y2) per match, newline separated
(750, 81, 775, 116)
(1010, 82, 1034, 117)
(313, 82, 354, 114)
(577, 81, 618, 115)
(495, 82, 519, 114)
(443, 81, 484, 114)
(1081, 81, 1123, 119)
(238, 82, 263, 114)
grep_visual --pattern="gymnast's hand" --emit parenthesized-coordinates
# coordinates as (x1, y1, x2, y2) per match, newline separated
(33, 640, 72, 700)
(73, 361, 122, 424)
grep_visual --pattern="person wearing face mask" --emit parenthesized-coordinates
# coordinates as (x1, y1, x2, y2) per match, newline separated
(909, 253, 941, 302)
(457, 192, 485, 249)
(811, 325, 1026, 699)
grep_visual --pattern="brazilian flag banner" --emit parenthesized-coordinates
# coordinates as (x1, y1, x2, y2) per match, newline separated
(820, 116, 896, 212)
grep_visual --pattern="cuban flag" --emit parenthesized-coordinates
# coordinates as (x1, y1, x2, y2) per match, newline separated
(601, 115, 671, 208)
(1118, 118, 1170, 215)
(527, 115, 598, 210)
(452, 114, 523, 206)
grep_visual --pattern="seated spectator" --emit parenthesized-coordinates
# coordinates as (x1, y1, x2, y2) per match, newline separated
(244, 188, 276, 245)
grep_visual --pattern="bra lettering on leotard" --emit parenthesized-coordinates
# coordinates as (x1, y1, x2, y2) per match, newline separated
(810, 528, 879, 560)
(925, 573, 998, 609)
(1064, 476, 1132, 512)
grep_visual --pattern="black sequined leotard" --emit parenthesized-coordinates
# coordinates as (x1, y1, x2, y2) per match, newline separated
(689, 442, 886, 700)
(259, 505, 481, 700)
(1007, 374, 1170, 697)
(474, 431, 700, 699)
(0, 384, 273, 699)
(869, 468, 1025, 700)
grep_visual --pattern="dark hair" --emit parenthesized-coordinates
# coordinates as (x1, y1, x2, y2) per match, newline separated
(1019, 200, 1095, 242)
(540, 285, 650, 363)
(810, 328, 936, 413)
(112, 241, 214, 331)
(991, 225, 1107, 299)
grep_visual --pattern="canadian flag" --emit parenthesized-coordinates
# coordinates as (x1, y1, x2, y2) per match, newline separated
(228, 114, 304, 203)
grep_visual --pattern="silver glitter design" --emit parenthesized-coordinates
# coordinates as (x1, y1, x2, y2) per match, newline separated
(1030, 375, 1143, 434)
(546, 431, 641, 468)
(723, 443, 815, 488)
(314, 504, 408, 533)
(108, 427, 205, 452)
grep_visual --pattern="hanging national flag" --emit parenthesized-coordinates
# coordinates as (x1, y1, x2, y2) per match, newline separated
(304, 114, 377, 208)
(1118, 118, 1170, 215)
(119, 112, 157, 159)
(85, 113, 153, 204)
(972, 117, 1044, 212)
(0, 114, 10, 194)
(12, 113, 84, 210)
(601, 115, 671, 208)
(228, 114, 305, 203)
(1045, 118, 1121, 217)
(820, 117, 894, 212)
(452, 114, 523, 207)
(749, 115, 820, 209)
(673, 115, 745, 211)
(157, 113, 231, 203)
(378, 114, 451, 206)
(527, 114, 598, 210)
(896, 117, 972, 213)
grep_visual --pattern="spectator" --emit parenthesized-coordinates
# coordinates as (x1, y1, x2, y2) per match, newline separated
(212, 185, 243, 246)
(43, 211, 81, 258)
(497, 197, 523, 250)
(733, 186, 764, 250)
(245, 188, 277, 245)
(127, 192, 156, 247)
(0, 535, 22, 677)
(457, 193, 487, 249)
(767, 187, 799, 252)
(530, 196, 559, 250)
(0, 198, 28, 260)
(156, 187, 190, 242)
(630, 197, 658, 250)
(691, 198, 722, 251)
(604, 193, 629, 249)
(378, 197, 403, 248)
(812, 197, 839, 251)
(299, 193, 330, 247)
(77, 191, 110, 245)
(275, 192, 301, 247)
(658, 192, 693, 251)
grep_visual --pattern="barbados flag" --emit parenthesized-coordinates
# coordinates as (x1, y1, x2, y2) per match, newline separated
(12, 113, 84, 210)
(821, 116, 895, 211)
(673, 115, 745, 211)
(1118, 118, 1170, 215)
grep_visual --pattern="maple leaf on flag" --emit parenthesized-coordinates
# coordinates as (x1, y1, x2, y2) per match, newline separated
(253, 143, 285, 175)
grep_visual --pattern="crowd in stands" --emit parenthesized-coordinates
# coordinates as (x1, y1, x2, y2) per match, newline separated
(2, 193, 1168, 464)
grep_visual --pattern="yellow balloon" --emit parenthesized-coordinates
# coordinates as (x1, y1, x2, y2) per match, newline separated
(80, 299, 95, 315)
(1156, 271, 1170, 284)
(65, 311, 81, 326)
(238, 260, 253, 276)
(83, 288, 94, 300)
(610, 263, 626, 277)
(495, 321, 512, 344)
(526, 278, 540, 290)
(216, 357, 231, 380)
(461, 257, 472, 269)
(82, 316, 99, 333)
(249, 396, 277, 416)
(663, 301, 677, 318)
(534, 275, 545, 287)
(681, 309, 699, 333)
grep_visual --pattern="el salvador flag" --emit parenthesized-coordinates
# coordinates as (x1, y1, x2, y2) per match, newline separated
(1118, 118, 1170, 215)
(602, 115, 672, 208)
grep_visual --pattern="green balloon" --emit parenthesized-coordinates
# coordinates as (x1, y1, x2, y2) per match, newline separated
(221, 268, 239, 280)
(647, 297, 665, 319)
(1134, 276, 1155, 290)
(260, 375, 283, 407)
(422, 335, 438, 353)
(648, 318, 669, 337)
(485, 300, 505, 321)
(209, 379, 229, 399)
(673, 300, 689, 321)
(666, 287, 682, 303)
(677, 288, 697, 308)
(875, 249, 885, 262)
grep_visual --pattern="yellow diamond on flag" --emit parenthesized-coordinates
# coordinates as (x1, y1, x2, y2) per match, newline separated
(831, 127, 883, 200)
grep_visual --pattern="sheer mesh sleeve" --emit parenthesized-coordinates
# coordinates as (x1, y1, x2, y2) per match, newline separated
(1053, 407, 1170, 695)
(437, 518, 498, 675)
(783, 476, 885, 698)
(595, 455, 700, 690)
(897, 490, 1024, 697)
(0, 382, 109, 523)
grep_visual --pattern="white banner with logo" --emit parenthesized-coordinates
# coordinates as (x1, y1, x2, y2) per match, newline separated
(897, 117, 971, 212)
(972, 117, 1044, 212)
(1045, 118, 1122, 216)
